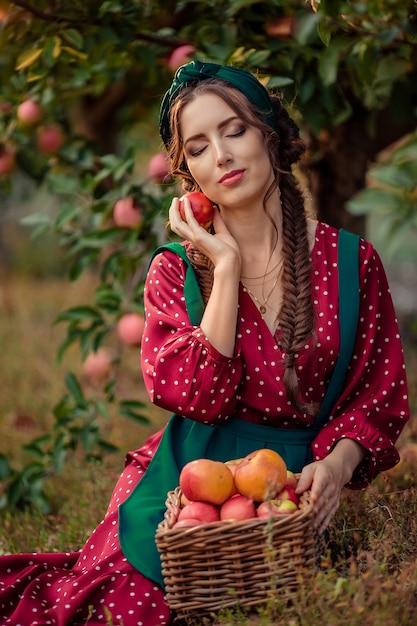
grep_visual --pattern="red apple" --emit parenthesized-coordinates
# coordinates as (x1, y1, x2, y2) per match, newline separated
(172, 518, 202, 528)
(275, 500, 298, 514)
(265, 17, 294, 38)
(113, 196, 143, 229)
(220, 494, 256, 522)
(17, 99, 43, 126)
(179, 459, 234, 505)
(284, 469, 298, 490)
(81, 348, 113, 383)
(256, 499, 283, 518)
(116, 313, 145, 346)
(37, 123, 65, 154)
(257, 498, 298, 518)
(178, 501, 220, 523)
(233, 448, 287, 502)
(0, 100, 13, 114)
(147, 152, 170, 183)
(167, 44, 195, 70)
(179, 191, 214, 230)
(0, 144, 16, 177)
(276, 486, 300, 506)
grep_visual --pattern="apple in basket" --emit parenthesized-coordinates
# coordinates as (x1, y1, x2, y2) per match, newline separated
(276, 486, 300, 506)
(284, 469, 298, 490)
(233, 448, 287, 502)
(178, 501, 220, 523)
(179, 458, 234, 505)
(256, 498, 298, 518)
(220, 494, 256, 522)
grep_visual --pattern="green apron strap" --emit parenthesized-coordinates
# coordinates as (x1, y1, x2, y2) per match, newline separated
(314, 228, 360, 426)
(149, 242, 204, 326)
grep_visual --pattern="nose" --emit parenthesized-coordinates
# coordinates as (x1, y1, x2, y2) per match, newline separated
(214, 139, 232, 166)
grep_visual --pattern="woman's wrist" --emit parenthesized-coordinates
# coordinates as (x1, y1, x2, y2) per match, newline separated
(329, 437, 367, 484)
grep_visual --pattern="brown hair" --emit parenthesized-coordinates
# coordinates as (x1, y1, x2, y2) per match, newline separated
(167, 80, 317, 416)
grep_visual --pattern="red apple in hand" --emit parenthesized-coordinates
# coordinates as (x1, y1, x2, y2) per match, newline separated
(179, 191, 214, 230)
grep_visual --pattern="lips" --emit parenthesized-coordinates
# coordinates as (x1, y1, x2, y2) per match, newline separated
(218, 169, 245, 185)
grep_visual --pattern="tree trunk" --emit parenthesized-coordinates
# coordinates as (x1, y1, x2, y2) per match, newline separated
(306, 101, 416, 236)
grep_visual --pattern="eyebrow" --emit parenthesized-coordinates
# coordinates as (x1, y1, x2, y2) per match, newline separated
(183, 115, 241, 148)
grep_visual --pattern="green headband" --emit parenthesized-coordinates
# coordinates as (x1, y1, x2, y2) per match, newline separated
(159, 60, 277, 147)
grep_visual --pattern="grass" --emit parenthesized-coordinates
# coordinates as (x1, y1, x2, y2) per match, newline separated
(0, 273, 417, 625)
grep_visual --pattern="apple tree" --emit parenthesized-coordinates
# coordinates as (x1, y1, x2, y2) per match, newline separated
(0, 0, 417, 510)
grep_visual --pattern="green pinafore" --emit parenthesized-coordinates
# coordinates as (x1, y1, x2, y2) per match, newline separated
(119, 229, 360, 588)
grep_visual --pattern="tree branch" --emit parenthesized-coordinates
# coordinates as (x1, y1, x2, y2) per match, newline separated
(10, 1, 189, 48)
(10, 0, 63, 22)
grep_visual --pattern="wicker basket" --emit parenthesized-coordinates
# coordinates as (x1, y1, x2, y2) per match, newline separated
(155, 485, 319, 619)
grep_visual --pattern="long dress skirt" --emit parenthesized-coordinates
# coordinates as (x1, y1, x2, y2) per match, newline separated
(0, 430, 171, 626)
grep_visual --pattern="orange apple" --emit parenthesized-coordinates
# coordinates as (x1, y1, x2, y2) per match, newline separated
(113, 196, 143, 228)
(233, 448, 287, 502)
(179, 459, 234, 505)
(116, 313, 145, 346)
(178, 501, 220, 523)
(225, 457, 244, 496)
(17, 99, 43, 126)
(220, 494, 256, 522)
(167, 44, 195, 70)
(179, 191, 214, 230)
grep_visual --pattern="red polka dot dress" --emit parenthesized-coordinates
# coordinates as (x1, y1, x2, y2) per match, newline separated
(0, 223, 409, 625)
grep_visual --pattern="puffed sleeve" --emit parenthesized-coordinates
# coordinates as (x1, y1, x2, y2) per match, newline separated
(140, 249, 243, 422)
(311, 239, 410, 488)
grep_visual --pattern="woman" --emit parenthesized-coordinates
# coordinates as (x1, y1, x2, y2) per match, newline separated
(0, 61, 410, 625)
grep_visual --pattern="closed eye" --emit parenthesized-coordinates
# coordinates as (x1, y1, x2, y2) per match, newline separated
(227, 128, 245, 138)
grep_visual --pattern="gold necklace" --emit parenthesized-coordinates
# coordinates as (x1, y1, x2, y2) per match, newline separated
(242, 271, 280, 315)
(240, 258, 281, 281)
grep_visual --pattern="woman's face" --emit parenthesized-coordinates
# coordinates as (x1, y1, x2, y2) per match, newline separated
(180, 92, 275, 211)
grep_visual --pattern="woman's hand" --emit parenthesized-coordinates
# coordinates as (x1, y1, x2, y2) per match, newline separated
(169, 196, 240, 271)
(295, 438, 366, 534)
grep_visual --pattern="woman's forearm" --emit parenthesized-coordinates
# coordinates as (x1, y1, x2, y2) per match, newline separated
(199, 260, 241, 357)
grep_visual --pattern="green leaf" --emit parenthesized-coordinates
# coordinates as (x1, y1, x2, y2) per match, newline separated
(318, 41, 343, 86)
(317, 18, 332, 47)
(65, 372, 87, 406)
(16, 48, 43, 70)
(62, 29, 84, 50)
(55, 306, 103, 323)
(0, 454, 13, 480)
(118, 400, 150, 424)
(369, 163, 417, 190)
(47, 173, 80, 195)
(347, 188, 403, 215)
